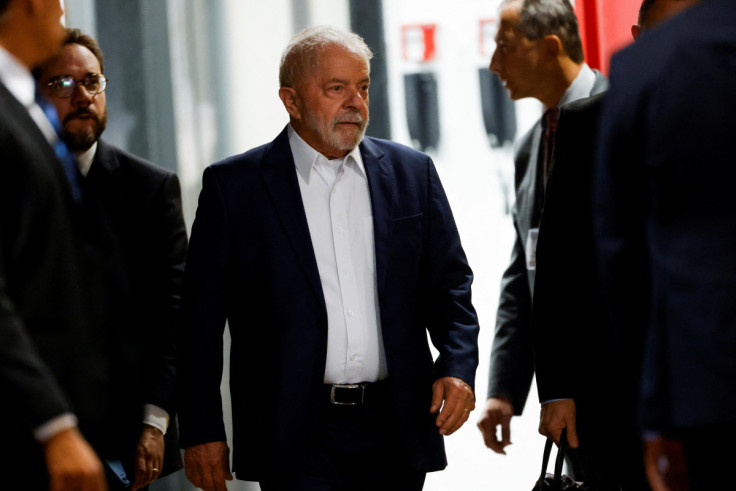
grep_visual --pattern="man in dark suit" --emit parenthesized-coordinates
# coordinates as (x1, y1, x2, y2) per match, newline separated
(477, 0, 607, 455)
(178, 25, 479, 491)
(35, 28, 187, 490)
(0, 1, 108, 490)
(595, 1, 735, 489)
(532, 2, 700, 490)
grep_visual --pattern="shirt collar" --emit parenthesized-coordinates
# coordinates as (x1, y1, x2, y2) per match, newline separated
(556, 63, 595, 108)
(287, 124, 365, 183)
(0, 46, 36, 108)
(77, 141, 98, 177)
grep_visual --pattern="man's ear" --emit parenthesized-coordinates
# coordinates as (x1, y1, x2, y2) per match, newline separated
(25, 0, 43, 16)
(279, 87, 301, 120)
(542, 34, 563, 61)
(631, 24, 642, 40)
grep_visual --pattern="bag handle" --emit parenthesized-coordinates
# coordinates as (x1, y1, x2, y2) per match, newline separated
(553, 428, 569, 490)
(539, 428, 570, 491)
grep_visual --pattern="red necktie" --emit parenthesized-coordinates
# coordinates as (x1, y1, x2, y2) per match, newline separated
(542, 107, 560, 189)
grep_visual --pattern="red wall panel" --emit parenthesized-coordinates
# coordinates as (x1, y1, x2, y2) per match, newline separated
(574, 0, 640, 75)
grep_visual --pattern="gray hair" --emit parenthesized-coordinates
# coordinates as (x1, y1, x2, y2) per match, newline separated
(501, 0, 584, 63)
(279, 25, 373, 88)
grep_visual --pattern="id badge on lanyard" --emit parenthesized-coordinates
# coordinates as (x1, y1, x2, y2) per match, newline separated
(526, 228, 539, 271)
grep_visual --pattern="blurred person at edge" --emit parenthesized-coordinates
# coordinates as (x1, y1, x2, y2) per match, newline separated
(594, 0, 735, 489)
(177, 25, 479, 491)
(531, 0, 701, 490)
(0, 0, 107, 490)
(36, 27, 188, 490)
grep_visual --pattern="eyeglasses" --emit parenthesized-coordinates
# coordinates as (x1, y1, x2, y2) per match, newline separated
(46, 74, 108, 98)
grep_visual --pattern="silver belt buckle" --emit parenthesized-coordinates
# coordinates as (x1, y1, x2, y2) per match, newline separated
(329, 383, 365, 406)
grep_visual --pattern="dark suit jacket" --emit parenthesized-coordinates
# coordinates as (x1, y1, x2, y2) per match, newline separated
(488, 71, 608, 413)
(84, 139, 186, 475)
(534, 92, 649, 491)
(532, 94, 624, 407)
(0, 81, 112, 483)
(594, 0, 736, 432)
(178, 127, 479, 481)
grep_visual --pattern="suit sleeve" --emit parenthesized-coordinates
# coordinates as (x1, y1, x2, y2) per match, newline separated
(423, 159, 480, 391)
(0, 237, 71, 434)
(532, 107, 585, 403)
(486, 129, 537, 414)
(487, 219, 534, 414)
(177, 167, 230, 447)
(143, 173, 188, 416)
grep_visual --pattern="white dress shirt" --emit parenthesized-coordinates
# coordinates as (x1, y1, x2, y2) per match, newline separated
(0, 46, 57, 146)
(76, 141, 97, 176)
(556, 62, 596, 109)
(288, 125, 388, 384)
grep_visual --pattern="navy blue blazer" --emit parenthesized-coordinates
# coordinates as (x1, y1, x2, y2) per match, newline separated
(178, 127, 479, 480)
(595, 0, 736, 433)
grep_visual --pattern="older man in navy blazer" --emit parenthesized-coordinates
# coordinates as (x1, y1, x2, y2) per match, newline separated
(178, 26, 479, 491)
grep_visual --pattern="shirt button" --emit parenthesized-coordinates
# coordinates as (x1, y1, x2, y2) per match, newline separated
(350, 354, 357, 361)
(348, 310, 355, 316)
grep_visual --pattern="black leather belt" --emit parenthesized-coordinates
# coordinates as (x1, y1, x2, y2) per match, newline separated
(324, 380, 388, 406)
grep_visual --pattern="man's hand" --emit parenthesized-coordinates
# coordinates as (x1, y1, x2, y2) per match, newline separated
(644, 435, 689, 491)
(430, 376, 475, 436)
(131, 425, 165, 491)
(477, 396, 514, 454)
(184, 441, 233, 491)
(43, 427, 107, 491)
(538, 399, 578, 447)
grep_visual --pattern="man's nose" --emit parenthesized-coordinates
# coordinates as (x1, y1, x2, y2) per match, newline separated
(70, 84, 94, 105)
(345, 88, 366, 108)
(489, 49, 501, 73)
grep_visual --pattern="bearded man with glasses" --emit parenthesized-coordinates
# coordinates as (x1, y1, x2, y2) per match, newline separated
(36, 27, 188, 491)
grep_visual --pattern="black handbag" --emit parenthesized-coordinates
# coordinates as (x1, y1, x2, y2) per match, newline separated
(532, 429, 596, 491)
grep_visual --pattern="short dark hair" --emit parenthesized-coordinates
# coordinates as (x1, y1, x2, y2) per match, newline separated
(502, 0, 585, 64)
(63, 28, 105, 73)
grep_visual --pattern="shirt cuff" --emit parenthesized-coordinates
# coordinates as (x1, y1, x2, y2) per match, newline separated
(143, 404, 169, 435)
(540, 398, 573, 405)
(33, 413, 78, 443)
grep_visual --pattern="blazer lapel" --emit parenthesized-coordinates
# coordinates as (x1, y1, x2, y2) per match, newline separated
(361, 138, 394, 297)
(0, 82, 80, 210)
(86, 140, 123, 211)
(518, 123, 543, 240)
(260, 128, 326, 311)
